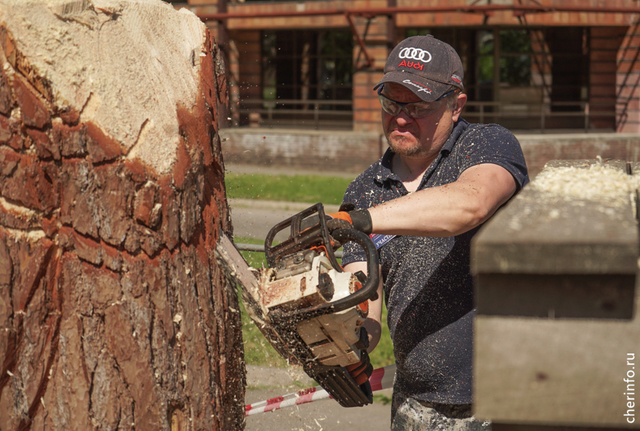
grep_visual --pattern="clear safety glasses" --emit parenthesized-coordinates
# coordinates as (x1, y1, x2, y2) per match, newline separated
(377, 86, 460, 119)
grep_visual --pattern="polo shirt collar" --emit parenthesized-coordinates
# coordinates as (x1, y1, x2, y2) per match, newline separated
(441, 118, 468, 156)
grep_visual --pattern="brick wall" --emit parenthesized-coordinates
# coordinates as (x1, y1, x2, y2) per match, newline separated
(351, 2, 390, 132)
(227, 30, 261, 126)
(353, 72, 383, 133)
(590, 27, 626, 130)
(395, 0, 635, 27)
(617, 21, 640, 133)
(224, 1, 347, 30)
(187, 0, 640, 135)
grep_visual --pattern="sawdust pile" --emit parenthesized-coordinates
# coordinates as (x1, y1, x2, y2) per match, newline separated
(529, 162, 639, 207)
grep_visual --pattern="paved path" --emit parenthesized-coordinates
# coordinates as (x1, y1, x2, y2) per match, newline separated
(226, 163, 352, 239)
(245, 366, 393, 431)
(229, 199, 340, 240)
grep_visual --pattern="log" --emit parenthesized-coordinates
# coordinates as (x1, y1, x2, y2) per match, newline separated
(0, 1, 244, 430)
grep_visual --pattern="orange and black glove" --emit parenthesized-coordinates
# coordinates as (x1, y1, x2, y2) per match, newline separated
(327, 203, 372, 234)
(346, 350, 374, 386)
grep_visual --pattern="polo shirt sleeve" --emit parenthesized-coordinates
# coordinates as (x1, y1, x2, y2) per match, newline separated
(456, 123, 529, 191)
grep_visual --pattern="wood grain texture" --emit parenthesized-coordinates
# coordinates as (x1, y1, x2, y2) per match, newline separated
(0, 1, 243, 429)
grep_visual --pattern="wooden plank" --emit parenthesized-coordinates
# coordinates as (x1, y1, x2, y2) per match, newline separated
(475, 313, 640, 427)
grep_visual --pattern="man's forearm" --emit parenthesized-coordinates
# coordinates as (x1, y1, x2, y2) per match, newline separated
(368, 163, 516, 237)
(368, 184, 488, 237)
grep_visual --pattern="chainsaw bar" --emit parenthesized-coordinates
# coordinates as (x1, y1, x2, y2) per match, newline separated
(265, 305, 374, 407)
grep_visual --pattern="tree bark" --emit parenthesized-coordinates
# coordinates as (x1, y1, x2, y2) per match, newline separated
(0, 1, 244, 430)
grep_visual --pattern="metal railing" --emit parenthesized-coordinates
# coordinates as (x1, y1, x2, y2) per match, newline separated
(234, 99, 616, 132)
(461, 101, 615, 132)
(237, 98, 353, 130)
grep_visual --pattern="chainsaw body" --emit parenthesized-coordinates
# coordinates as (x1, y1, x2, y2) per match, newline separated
(261, 249, 370, 368)
(246, 203, 380, 407)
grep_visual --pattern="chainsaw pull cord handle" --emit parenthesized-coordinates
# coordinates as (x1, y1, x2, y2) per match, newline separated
(275, 227, 379, 320)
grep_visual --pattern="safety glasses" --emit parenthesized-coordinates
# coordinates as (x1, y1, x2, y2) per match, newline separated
(377, 86, 460, 119)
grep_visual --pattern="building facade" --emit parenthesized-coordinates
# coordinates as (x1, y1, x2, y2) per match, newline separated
(178, 0, 640, 134)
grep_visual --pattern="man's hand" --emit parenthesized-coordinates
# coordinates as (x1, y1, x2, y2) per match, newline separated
(328, 204, 372, 234)
(299, 204, 373, 234)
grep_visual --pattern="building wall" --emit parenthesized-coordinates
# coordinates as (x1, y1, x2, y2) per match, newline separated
(186, 0, 640, 134)
(225, 30, 261, 127)
(617, 22, 640, 133)
(221, 129, 640, 179)
(396, 0, 634, 27)
(590, 27, 625, 130)
(351, 7, 390, 132)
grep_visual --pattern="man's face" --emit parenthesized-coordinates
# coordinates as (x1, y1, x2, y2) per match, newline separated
(380, 83, 465, 161)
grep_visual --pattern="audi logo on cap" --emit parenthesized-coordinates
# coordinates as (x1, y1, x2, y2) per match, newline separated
(398, 47, 432, 63)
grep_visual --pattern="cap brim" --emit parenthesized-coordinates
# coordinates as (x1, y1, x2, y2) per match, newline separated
(374, 72, 453, 103)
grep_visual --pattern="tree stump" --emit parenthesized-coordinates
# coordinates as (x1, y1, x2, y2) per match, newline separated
(0, 1, 244, 429)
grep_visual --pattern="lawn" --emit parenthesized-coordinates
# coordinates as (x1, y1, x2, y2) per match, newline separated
(225, 172, 353, 205)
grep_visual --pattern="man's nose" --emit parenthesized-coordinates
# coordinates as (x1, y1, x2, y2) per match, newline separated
(395, 109, 414, 124)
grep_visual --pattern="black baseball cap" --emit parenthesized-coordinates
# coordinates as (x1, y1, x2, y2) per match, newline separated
(374, 35, 464, 102)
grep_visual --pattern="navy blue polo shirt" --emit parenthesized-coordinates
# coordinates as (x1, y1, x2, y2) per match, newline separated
(341, 119, 529, 405)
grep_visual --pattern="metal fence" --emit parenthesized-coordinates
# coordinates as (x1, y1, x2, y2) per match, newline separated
(462, 101, 616, 132)
(237, 99, 353, 130)
(234, 98, 616, 132)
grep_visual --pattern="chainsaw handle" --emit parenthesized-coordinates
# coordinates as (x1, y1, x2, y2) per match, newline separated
(277, 228, 380, 320)
(264, 203, 342, 271)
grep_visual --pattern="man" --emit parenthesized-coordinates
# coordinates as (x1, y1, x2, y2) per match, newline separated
(333, 35, 529, 429)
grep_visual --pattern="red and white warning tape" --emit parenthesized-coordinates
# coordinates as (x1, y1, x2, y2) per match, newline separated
(245, 364, 396, 416)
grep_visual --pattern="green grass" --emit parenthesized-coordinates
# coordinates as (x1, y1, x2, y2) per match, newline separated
(235, 235, 395, 371)
(225, 173, 353, 205)
(373, 393, 393, 405)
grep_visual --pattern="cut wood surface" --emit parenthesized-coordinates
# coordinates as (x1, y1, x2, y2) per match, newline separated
(0, 0, 244, 429)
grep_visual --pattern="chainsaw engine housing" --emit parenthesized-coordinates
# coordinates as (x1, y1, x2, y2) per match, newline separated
(261, 250, 369, 368)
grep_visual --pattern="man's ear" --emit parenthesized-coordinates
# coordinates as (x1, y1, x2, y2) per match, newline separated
(451, 93, 467, 122)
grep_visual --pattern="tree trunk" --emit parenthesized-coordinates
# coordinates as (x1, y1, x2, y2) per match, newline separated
(0, 1, 244, 429)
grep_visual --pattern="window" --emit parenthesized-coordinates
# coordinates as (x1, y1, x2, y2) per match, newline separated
(262, 30, 353, 103)
(259, 29, 353, 128)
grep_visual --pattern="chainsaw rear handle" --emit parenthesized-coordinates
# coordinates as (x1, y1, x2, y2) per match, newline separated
(276, 227, 380, 320)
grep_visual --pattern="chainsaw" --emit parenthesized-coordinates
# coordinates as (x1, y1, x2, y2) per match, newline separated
(239, 203, 380, 407)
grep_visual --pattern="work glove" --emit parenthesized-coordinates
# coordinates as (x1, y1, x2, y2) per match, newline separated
(346, 350, 374, 386)
(300, 203, 373, 235)
(327, 203, 373, 234)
